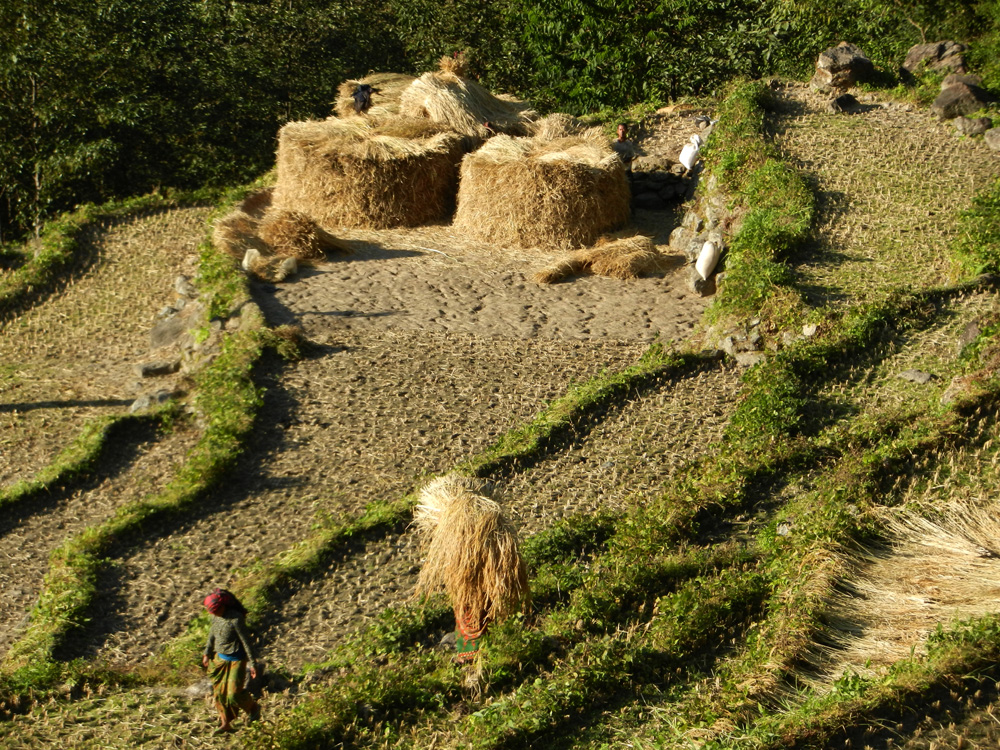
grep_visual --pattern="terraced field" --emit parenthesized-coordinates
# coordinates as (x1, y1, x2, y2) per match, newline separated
(1, 78, 999, 750)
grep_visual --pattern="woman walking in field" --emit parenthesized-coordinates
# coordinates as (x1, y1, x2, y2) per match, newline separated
(201, 588, 261, 733)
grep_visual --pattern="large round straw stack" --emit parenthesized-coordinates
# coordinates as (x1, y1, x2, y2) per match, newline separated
(272, 116, 468, 230)
(334, 72, 417, 119)
(453, 128, 631, 249)
(399, 70, 536, 139)
(413, 474, 528, 626)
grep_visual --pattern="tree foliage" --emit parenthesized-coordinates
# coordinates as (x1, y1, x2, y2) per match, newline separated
(0, 0, 996, 242)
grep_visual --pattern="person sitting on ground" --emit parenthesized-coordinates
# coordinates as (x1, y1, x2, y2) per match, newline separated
(202, 588, 261, 734)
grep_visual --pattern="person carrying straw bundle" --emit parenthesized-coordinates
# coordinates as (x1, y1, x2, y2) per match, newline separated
(413, 474, 529, 663)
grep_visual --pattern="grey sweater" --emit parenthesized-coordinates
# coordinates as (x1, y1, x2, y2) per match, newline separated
(203, 611, 258, 667)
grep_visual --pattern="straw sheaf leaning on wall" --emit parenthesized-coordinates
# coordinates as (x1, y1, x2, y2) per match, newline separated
(453, 126, 631, 250)
(398, 69, 537, 140)
(334, 72, 417, 119)
(271, 116, 469, 230)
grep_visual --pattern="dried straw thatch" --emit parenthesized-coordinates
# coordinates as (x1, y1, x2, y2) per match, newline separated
(806, 499, 1000, 688)
(257, 209, 352, 261)
(212, 210, 269, 261)
(453, 129, 631, 250)
(334, 72, 417, 119)
(534, 234, 665, 284)
(527, 112, 590, 141)
(399, 69, 536, 139)
(413, 474, 529, 627)
(272, 116, 468, 230)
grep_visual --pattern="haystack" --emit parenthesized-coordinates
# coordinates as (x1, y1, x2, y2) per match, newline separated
(533, 234, 665, 284)
(334, 72, 417, 119)
(453, 128, 631, 249)
(272, 116, 468, 230)
(413, 474, 529, 661)
(398, 69, 535, 139)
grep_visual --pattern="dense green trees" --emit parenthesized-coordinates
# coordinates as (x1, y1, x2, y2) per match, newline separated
(0, 0, 996, 243)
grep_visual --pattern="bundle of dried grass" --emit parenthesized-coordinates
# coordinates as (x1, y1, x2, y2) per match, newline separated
(334, 72, 417, 119)
(803, 499, 1000, 689)
(257, 209, 352, 261)
(454, 129, 631, 249)
(399, 69, 535, 139)
(413, 474, 529, 627)
(438, 51, 469, 77)
(534, 235, 665, 283)
(212, 210, 268, 260)
(272, 116, 468, 230)
(528, 112, 589, 141)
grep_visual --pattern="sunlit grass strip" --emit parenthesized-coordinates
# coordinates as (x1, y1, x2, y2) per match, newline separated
(456, 568, 770, 750)
(702, 78, 814, 322)
(708, 614, 1000, 750)
(0, 412, 170, 514)
(0, 189, 221, 326)
(953, 176, 1000, 277)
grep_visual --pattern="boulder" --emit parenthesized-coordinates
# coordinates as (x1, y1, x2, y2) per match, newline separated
(826, 93, 859, 114)
(932, 83, 993, 120)
(811, 42, 874, 89)
(902, 41, 968, 76)
(942, 73, 983, 90)
(954, 116, 992, 137)
(985, 128, 1000, 151)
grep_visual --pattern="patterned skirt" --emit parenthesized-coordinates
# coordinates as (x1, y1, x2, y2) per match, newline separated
(211, 658, 258, 721)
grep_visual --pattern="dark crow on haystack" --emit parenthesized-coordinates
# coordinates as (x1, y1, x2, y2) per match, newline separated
(352, 83, 374, 114)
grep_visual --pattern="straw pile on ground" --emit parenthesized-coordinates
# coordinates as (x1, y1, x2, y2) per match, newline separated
(807, 499, 1000, 688)
(453, 128, 631, 249)
(334, 72, 416, 119)
(413, 474, 529, 628)
(271, 116, 468, 230)
(399, 68, 536, 139)
(533, 234, 666, 283)
(213, 196, 352, 282)
(527, 112, 590, 141)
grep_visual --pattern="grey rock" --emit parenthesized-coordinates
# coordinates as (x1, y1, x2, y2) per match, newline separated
(985, 128, 1000, 151)
(720, 335, 737, 357)
(668, 225, 692, 252)
(954, 116, 992, 136)
(129, 389, 178, 413)
(174, 274, 197, 298)
(802, 324, 818, 337)
(958, 320, 981, 353)
(687, 265, 715, 296)
(902, 40, 968, 76)
(184, 679, 212, 700)
(943, 73, 983, 90)
(149, 315, 189, 350)
(827, 93, 859, 113)
(631, 154, 674, 172)
(811, 42, 874, 89)
(940, 376, 970, 406)
(932, 83, 993, 120)
(438, 631, 457, 650)
(734, 351, 767, 368)
(134, 360, 181, 378)
(682, 211, 704, 233)
(898, 369, 934, 385)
